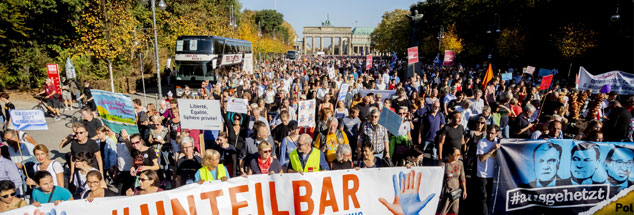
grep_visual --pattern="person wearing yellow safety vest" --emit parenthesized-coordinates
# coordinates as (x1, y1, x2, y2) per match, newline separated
(288, 134, 330, 173)
(195, 149, 230, 183)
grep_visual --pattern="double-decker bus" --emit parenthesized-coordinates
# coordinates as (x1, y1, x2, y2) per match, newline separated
(173, 35, 253, 96)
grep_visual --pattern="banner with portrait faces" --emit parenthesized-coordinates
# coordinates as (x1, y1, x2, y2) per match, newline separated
(493, 139, 634, 215)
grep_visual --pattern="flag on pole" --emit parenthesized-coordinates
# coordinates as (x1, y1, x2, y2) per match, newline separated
(390, 52, 398, 70)
(540, 74, 553, 90)
(482, 64, 494, 89)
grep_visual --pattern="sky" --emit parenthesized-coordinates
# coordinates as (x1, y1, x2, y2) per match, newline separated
(240, 0, 416, 41)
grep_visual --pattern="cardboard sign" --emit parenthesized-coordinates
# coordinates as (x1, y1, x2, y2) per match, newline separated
(298, 99, 316, 127)
(226, 97, 248, 114)
(378, 107, 402, 135)
(408, 46, 419, 64)
(366, 55, 373, 70)
(337, 83, 349, 101)
(502, 72, 513, 81)
(540, 74, 553, 90)
(178, 99, 223, 130)
(9, 110, 48, 130)
(46, 64, 62, 96)
(525, 66, 536, 75)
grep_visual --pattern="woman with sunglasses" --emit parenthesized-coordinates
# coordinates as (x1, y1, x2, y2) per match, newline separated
(129, 134, 160, 176)
(0, 180, 26, 212)
(247, 141, 283, 175)
(125, 170, 162, 196)
(195, 149, 230, 183)
(81, 170, 116, 202)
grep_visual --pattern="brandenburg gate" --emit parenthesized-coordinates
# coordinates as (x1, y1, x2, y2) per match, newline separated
(302, 16, 373, 56)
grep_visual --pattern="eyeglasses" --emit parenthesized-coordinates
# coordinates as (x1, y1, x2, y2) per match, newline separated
(610, 160, 634, 168)
(132, 140, 142, 145)
(0, 192, 15, 198)
(478, 122, 486, 124)
(262, 150, 272, 154)
(139, 177, 151, 182)
(398, 112, 407, 115)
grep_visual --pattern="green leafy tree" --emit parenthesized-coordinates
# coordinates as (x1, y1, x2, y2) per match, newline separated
(371, 9, 410, 55)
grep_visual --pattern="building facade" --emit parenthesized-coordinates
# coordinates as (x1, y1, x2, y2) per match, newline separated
(301, 16, 374, 56)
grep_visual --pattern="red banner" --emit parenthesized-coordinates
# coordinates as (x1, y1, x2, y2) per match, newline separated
(366, 55, 372, 70)
(46, 64, 61, 96)
(443, 50, 455, 66)
(540, 74, 553, 90)
(407, 47, 418, 64)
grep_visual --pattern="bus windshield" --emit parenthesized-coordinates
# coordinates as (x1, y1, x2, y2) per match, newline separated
(174, 61, 216, 82)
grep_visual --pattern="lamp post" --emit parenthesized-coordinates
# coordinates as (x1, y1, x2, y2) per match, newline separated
(437, 25, 445, 54)
(486, 13, 501, 61)
(141, 0, 166, 99)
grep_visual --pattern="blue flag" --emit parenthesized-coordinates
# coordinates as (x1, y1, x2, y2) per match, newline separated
(390, 52, 398, 70)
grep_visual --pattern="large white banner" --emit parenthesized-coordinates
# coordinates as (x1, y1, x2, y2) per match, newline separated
(6, 168, 444, 215)
(577, 66, 634, 94)
(177, 99, 222, 130)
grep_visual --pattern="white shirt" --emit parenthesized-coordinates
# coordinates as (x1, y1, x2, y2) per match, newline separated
(476, 138, 497, 178)
(398, 121, 411, 136)
(470, 98, 485, 115)
(316, 88, 329, 100)
(33, 161, 64, 186)
(376, 82, 386, 90)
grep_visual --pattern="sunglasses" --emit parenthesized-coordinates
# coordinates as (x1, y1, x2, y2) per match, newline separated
(77, 131, 86, 134)
(478, 122, 486, 124)
(139, 177, 151, 182)
(262, 150, 272, 154)
(372, 115, 380, 118)
(132, 140, 142, 145)
(0, 192, 15, 198)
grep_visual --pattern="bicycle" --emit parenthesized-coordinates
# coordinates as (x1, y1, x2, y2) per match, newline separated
(32, 96, 54, 117)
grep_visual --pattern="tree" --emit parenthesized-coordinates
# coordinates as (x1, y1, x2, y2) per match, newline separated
(551, 23, 597, 60)
(496, 28, 526, 60)
(255, 10, 283, 36)
(371, 9, 410, 55)
(440, 23, 464, 54)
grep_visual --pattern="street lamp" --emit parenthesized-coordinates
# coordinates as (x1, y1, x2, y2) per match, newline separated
(611, 3, 620, 21)
(140, 0, 166, 99)
(437, 25, 445, 53)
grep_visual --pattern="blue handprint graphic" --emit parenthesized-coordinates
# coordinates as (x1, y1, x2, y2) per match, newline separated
(24, 208, 67, 215)
(378, 170, 436, 215)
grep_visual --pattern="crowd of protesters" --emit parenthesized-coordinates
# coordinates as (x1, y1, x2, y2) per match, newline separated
(0, 55, 633, 215)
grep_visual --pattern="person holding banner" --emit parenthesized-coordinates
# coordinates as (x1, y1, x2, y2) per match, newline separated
(81, 170, 116, 202)
(437, 147, 466, 215)
(247, 141, 283, 175)
(31, 171, 73, 207)
(195, 149, 230, 182)
(125, 170, 162, 196)
(288, 134, 330, 173)
(38, 78, 62, 120)
(0, 180, 27, 212)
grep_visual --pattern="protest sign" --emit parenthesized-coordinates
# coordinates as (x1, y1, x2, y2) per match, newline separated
(492, 139, 634, 215)
(65, 57, 76, 80)
(525, 66, 536, 75)
(337, 83, 349, 101)
(226, 97, 248, 114)
(298, 99, 316, 127)
(502, 72, 513, 81)
(378, 107, 402, 135)
(443, 50, 455, 66)
(7, 167, 443, 215)
(358, 89, 396, 103)
(408, 46, 419, 64)
(92, 90, 139, 134)
(540, 74, 553, 90)
(178, 99, 222, 130)
(9, 110, 47, 130)
(577, 66, 634, 95)
(46, 64, 62, 96)
(366, 55, 373, 70)
(538, 68, 552, 76)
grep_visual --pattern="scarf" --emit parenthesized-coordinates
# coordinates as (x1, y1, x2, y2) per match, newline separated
(257, 157, 272, 174)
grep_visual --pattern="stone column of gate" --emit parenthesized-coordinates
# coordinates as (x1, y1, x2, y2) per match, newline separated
(311, 36, 315, 53)
(331, 37, 335, 55)
(303, 36, 307, 55)
(339, 37, 343, 56)
(347, 37, 352, 56)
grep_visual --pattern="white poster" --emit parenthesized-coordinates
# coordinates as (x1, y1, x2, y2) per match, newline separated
(577, 66, 634, 95)
(358, 89, 397, 102)
(298, 99, 316, 127)
(6, 167, 444, 215)
(227, 97, 248, 114)
(525, 66, 536, 75)
(177, 99, 222, 130)
(9, 110, 48, 130)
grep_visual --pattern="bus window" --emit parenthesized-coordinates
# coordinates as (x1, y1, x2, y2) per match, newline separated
(215, 40, 224, 54)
